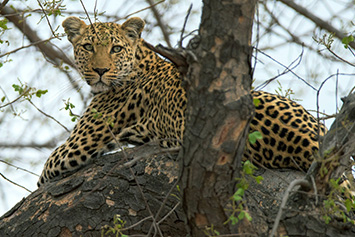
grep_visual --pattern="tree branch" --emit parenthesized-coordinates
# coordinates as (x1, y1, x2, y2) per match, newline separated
(145, 0, 172, 48)
(271, 179, 311, 237)
(0, 0, 9, 11)
(27, 100, 70, 133)
(0, 88, 31, 109)
(0, 160, 39, 177)
(0, 142, 56, 149)
(143, 41, 188, 74)
(0, 6, 75, 68)
(0, 6, 85, 97)
(278, 0, 355, 50)
(0, 172, 32, 192)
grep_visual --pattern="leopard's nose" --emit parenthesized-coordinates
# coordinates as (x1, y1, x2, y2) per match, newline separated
(93, 68, 109, 76)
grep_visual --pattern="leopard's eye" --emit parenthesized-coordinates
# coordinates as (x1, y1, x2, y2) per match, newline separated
(83, 43, 94, 52)
(111, 46, 123, 53)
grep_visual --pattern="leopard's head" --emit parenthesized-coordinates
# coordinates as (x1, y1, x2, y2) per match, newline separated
(62, 17, 145, 93)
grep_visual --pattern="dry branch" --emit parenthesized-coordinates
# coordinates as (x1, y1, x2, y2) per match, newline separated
(0, 6, 75, 68)
(0, 0, 9, 11)
(145, 0, 172, 48)
(279, 0, 355, 50)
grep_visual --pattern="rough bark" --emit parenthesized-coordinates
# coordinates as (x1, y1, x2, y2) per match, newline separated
(320, 93, 355, 181)
(179, 0, 256, 235)
(0, 145, 186, 236)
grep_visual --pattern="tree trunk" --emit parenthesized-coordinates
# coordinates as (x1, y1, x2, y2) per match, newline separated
(179, 0, 256, 235)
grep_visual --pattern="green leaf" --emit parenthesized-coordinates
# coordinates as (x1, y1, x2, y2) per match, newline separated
(229, 215, 238, 225)
(12, 84, 19, 91)
(12, 84, 23, 94)
(255, 175, 264, 184)
(253, 98, 260, 107)
(254, 131, 262, 139)
(342, 35, 354, 49)
(248, 134, 256, 144)
(244, 212, 252, 221)
(243, 164, 253, 175)
(235, 188, 244, 197)
(248, 131, 262, 144)
(323, 215, 331, 224)
(238, 211, 245, 220)
(35, 89, 48, 98)
(1, 96, 5, 102)
(232, 194, 242, 202)
(345, 199, 353, 212)
(0, 18, 8, 30)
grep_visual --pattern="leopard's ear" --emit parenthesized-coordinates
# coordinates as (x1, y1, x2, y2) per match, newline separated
(62, 17, 87, 44)
(121, 17, 145, 41)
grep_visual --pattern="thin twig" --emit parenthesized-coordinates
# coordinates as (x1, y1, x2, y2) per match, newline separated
(251, 3, 260, 78)
(0, 142, 55, 149)
(150, 179, 180, 234)
(80, 0, 94, 26)
(120, 216, 153, 232)
(79, 0, 99, 40)
(255, 47, 316, 91)
(36, 0, 56, 36)
(0, 86, 15, 113)
(0, 88, 30, 109)
(256, 19, 335, 62)
(289, 156, 306, 173)
(271, 179, 311, 237)
(278, 0, 355, 50)
(310, 175, 318, 205)
(315, 72, 355, 127)
(157, 200, 180, 225)
(0, 6, 75, 67)
(0, 160, 39, 177)
(307, 109, 334, 120)
(146, 0, 171, 48)
(0, 36, 60, 59)
(124, 0, 165, 20)
(178, 4, 193, 48)
(0, 172, 32, 192)
(326, 47, 355, 67)
(27, 100, 70, 133)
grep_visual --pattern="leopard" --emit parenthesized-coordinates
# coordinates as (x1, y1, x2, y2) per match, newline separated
(38, 16, 328, 187)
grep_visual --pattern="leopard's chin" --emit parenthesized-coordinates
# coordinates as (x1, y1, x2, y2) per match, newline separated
(90, 81, 111, 94)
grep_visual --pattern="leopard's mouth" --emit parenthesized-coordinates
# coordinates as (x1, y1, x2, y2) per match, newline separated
(90, 81, 111, 93)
